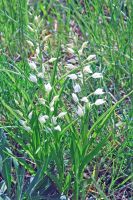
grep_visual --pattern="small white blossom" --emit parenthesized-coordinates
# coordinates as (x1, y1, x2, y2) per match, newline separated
(92, 73, 103, 79)
(23, 125, 31, 132)
(86, 54, 96, 61)
(28, 111, 33, 119)
(19, 120, 26, 126)
(51, 116, 57, 125)
(37, 72, 44, 78)
(81, 97, 88, 103)
(60, 195, 67, 200)
(48, 57, 57, 63)
(38, 98, 46, 105)
(94, 88, 104, 95)
(44, 115, 49, 120)
(36, 46, 40, 56)
(43, 34, 51, 41)
(58, 112, 67, 118)
(73, 84, 81, 93)
(81, 41, 88, 49)
(66, 43, 74, 48)
(65, 64, 75, 70)
(95, 99, 106, 106)
(68, 74, 77, 80)
(29, 74, 37, 83)
(52, 95, 59, 102)
(77, 106, 84, 117)
(38, 116, 46, 124)
(29, 62, 37, 70)
(19, 120, 31, 132)
(68, 58, 77, 64)
(83, 65, 92, 74)
(54, 125, 61, 132)
(67, 47, 75, 54)
(38, 115, 49, 124)
(45, 83, 52, 93)
(116, 121, 123, 127)
(78, 48, 83, 55)
(50, 95, 59, 107)
(72, 93, 79, 103)
(78, 42, 88, 55)
(50, 106, 54, 112)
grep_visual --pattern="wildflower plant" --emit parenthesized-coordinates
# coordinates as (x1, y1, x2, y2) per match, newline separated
(0, 2, 133, 199)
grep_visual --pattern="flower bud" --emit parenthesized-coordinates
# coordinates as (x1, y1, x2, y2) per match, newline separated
(45, 83, 52, 93)
(29, 74, 37, 83)
(92, 73, 103, 79)
(77, 106, 84, 117)
(95, 99, 106, 105)
(54, 125, 61, 132)
(72, 93, 79, 103)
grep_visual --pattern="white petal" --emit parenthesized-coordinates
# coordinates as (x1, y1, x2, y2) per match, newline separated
(51, 116, 57, 125)
(83, 65, 92, 73)
(86, 54, 96, 61)
(50, 95, 59, 107)
(29, 62, 37, 70)
(45, 83, 52, 93)
(73, 84, 81, 93)
(68, 74, 77, 80)
(77, 106, 84, 117)
(19, 120, 26, 126)
(81, 41, 88, 49)
(67, 58, 77, 64)
(54, 125, 61, 132)
(92, 73, 103, 79)
(44, 115, 49, 120)
(81, 97, 88, 103)
(95, 99, 106, 106)
(50, 106, 54, 112)
(65, 64, 75, 70)
(36, 46, 40, 56)
(37, 72, 44, 78)
(66, 43, 74, 48)
(43, 34, 51, 41)
(23, 125, 31, 132)
(28, 111, 33, 119)
(58, 112, 67, 118)
(78, 48, 83, 55)
(48, 57, 57, 63)
(29, 74, 37, 83)
(72, 93, 79, 103)
(94, 88, 104, 95)
(52, 95, 59, 102)
(38, 98, 46, 105)
(38, 115, 48, 124)
(67, 47, 75, 54)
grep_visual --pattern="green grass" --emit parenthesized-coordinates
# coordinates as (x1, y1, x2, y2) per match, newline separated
(0, 0, 133, 199)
